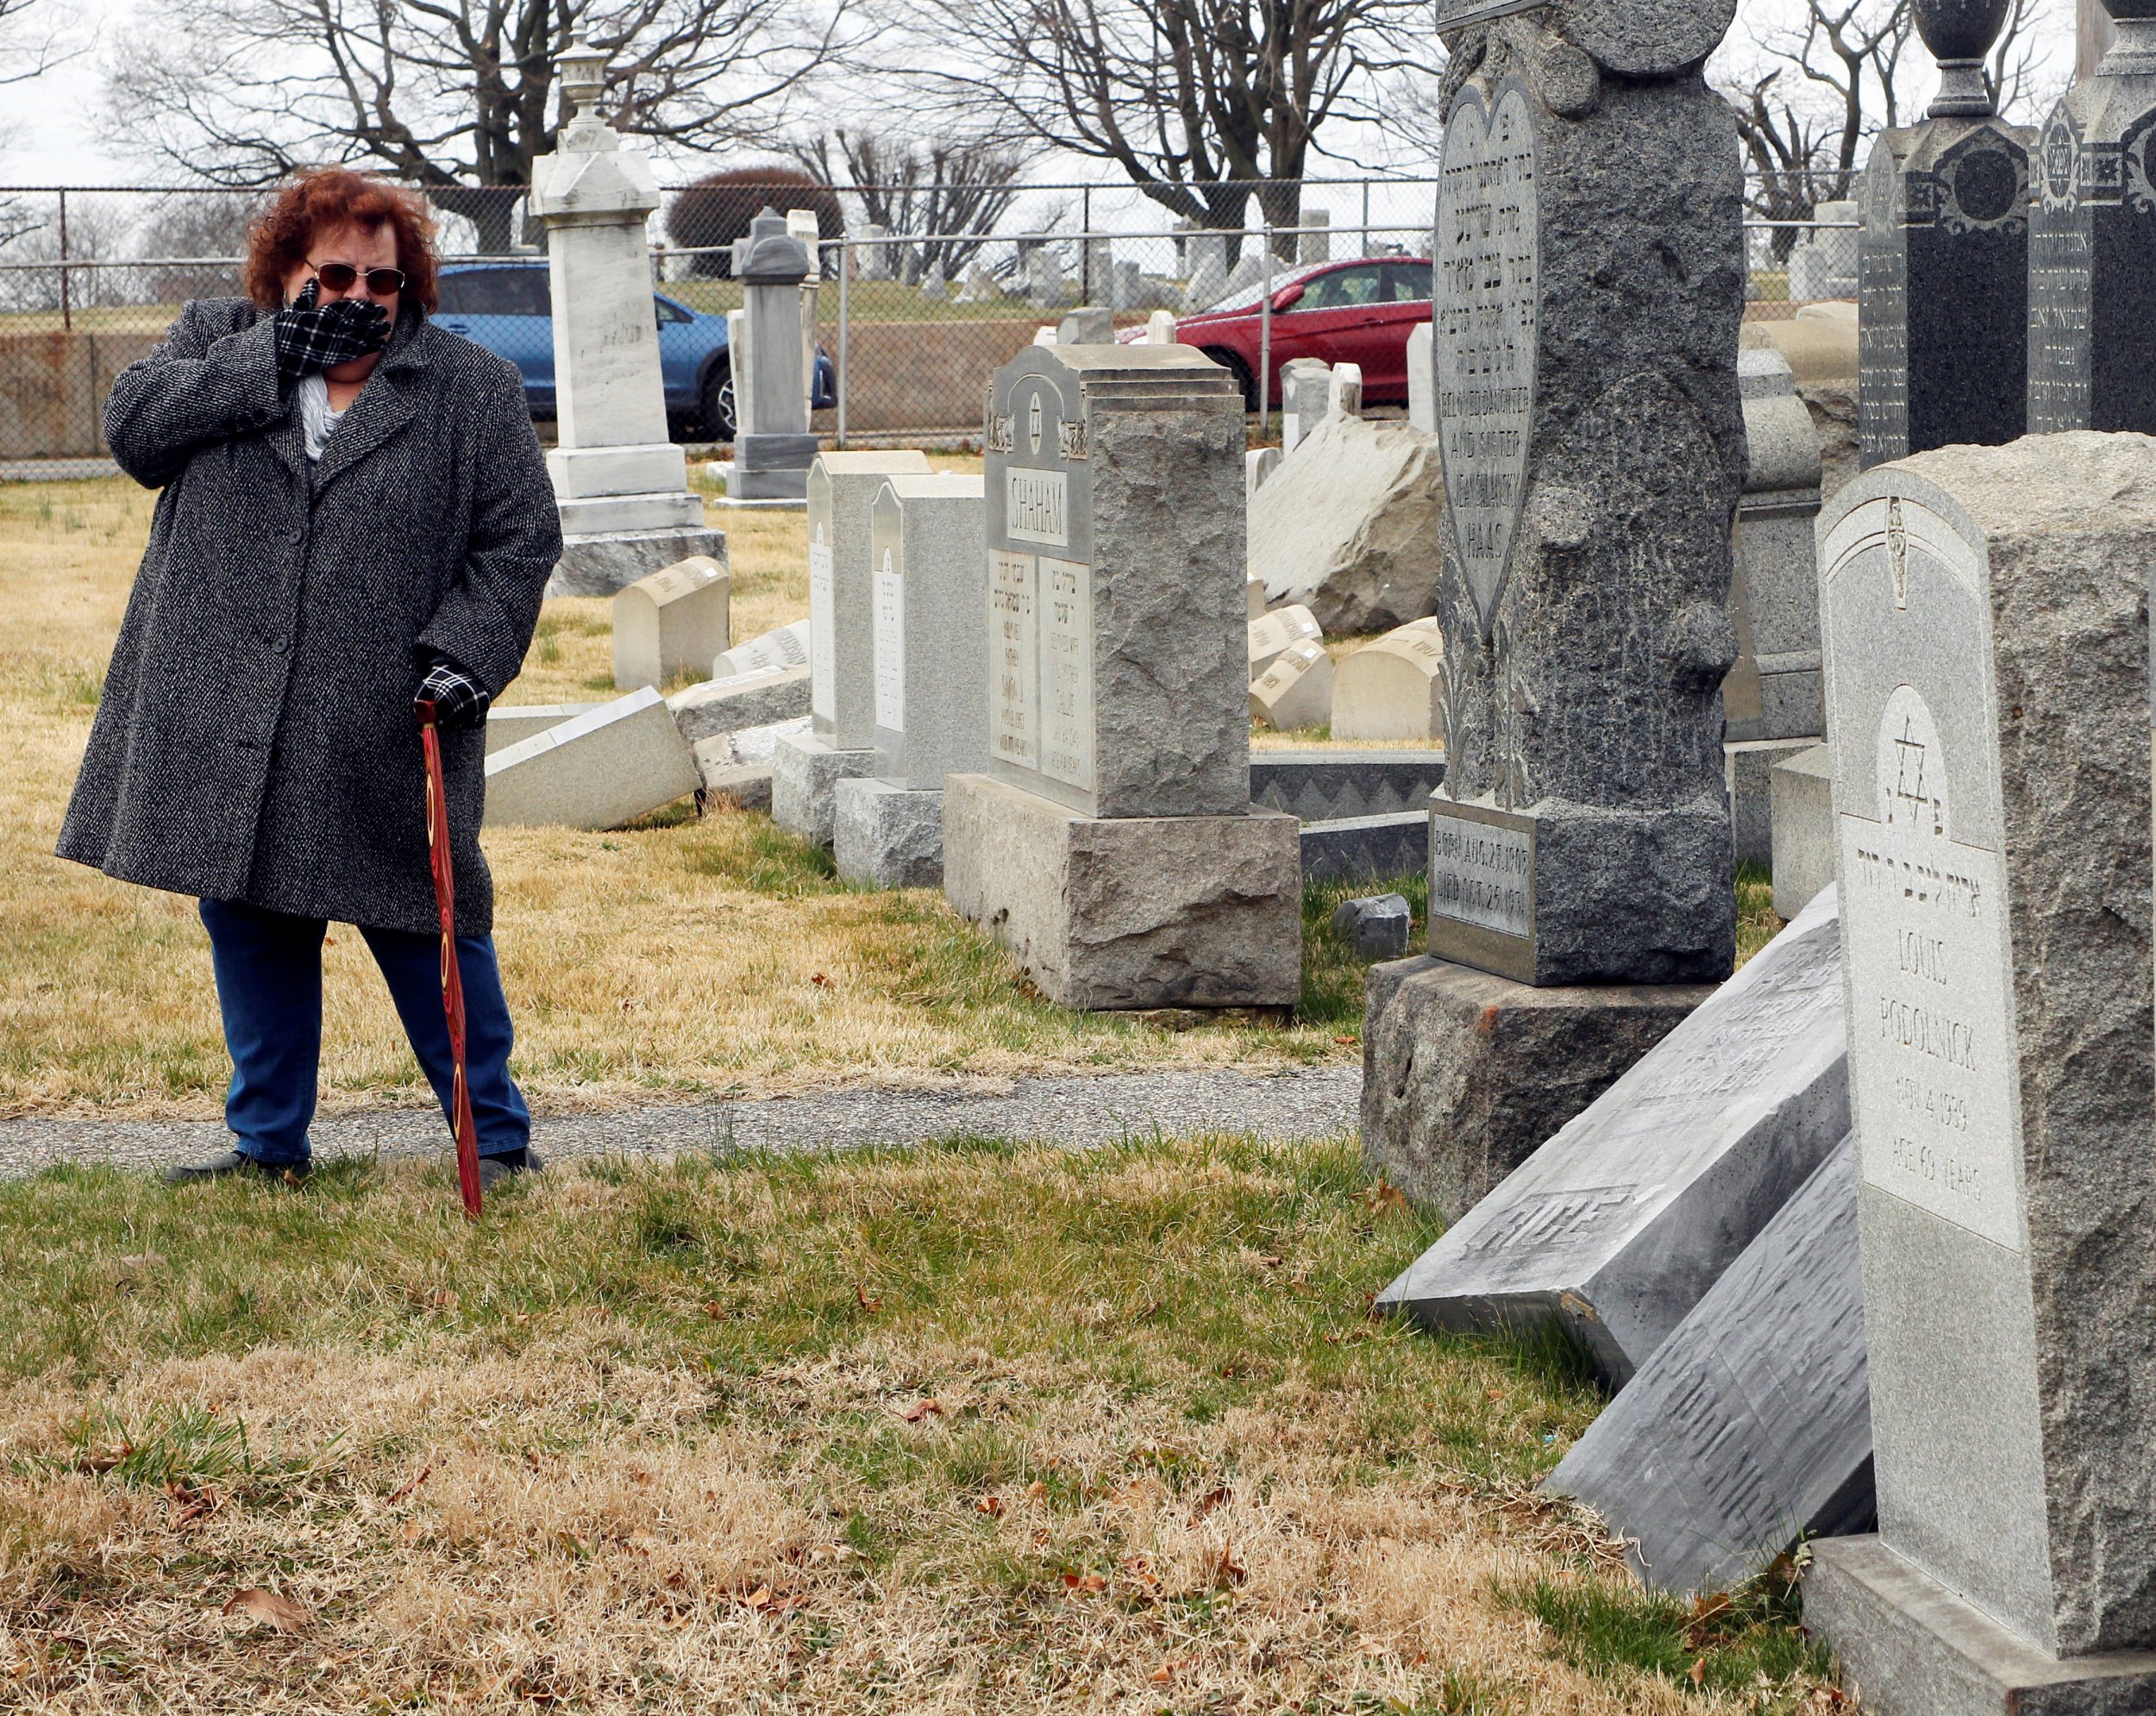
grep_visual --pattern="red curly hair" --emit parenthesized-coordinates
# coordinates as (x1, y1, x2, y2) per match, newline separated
(242, 168, 441, 313)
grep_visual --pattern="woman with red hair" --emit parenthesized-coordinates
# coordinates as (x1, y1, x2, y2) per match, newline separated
(60, 167, 562, 1191)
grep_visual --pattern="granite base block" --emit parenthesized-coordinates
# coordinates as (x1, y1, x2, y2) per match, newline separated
(833, 780, 945, 890)
(1361, 956, 1713, 1223)
(1302, 812, 1429, 883)
(942, 773, 1302, 1011)
(771, 732, 876, 848)
(666, 667, 812, 745)
(1770, 743, 1834, 921)
(1804, 1538, 2156, 1716)
(549, 525, 726, 598)
(1250, 749, 1447, 824)
(1727, 737, 1819, 869)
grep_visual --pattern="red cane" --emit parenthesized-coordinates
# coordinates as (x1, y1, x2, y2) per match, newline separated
(418, 701, 484, 1220)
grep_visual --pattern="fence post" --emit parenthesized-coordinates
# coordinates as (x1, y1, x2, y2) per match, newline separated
(1258, 229, 1272, 440)
(59, 189, 71, 334)
(1361, 179, 1370, 259)
(836, 237, 849, 448)
(1081, 188, 1092, 299)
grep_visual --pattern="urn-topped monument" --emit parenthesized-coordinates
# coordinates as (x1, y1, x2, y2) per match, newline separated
(528, 37, 721, 594)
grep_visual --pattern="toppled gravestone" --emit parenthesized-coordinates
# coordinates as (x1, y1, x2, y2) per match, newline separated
(484, 688, 701, 830)
(1249, 413, 1445, 634)
(1544, 1134, 1872, 1594)
(667, 666, 812, 744)
(1375, 887, 1850, 1387)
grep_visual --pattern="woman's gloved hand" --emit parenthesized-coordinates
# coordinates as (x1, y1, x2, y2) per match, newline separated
(415, 656, 492, 730)
(273, 278, 390, 383)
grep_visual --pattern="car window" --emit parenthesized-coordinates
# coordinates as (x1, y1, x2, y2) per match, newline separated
(655, 296, 693, 325)
(439, 268, 549, 316)
(1294, 265, 1388, 310)
(1386, 261, 1434, 304)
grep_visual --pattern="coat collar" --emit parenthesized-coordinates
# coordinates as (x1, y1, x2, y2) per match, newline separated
(311, 308, 435, 492)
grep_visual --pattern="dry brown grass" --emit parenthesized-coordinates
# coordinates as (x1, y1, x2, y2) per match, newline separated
(0, 1136, 1832, 1713)
(0, 472, 1354, 1118)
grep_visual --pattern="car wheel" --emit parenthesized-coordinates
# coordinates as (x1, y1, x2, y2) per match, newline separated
(1206, 348, 1258, 414)
(700, 361, 737, 443)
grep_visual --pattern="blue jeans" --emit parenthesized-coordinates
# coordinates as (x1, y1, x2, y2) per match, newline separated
(198, 899, 531, 1166)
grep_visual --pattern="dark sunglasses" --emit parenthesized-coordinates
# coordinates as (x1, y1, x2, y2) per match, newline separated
(310, 260, 406, 295)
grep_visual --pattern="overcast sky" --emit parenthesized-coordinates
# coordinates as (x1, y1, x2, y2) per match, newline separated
(0, 0, 2083, 191)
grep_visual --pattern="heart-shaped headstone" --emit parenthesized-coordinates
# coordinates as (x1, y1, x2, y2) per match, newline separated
(1436, 77, 1540, 633)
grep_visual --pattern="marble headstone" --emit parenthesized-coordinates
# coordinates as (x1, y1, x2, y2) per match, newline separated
(1426, 17, 1744, 987)
(1857, 4, 2032, 468)
(805, 451, 933, 751)
(1377, 886, 1848, 1387)
(868, 473, 989, 788)
(1802, 435, 2156, 1713)
(730, 210, 818, 500)
(1545, 1132, 1872, 1596)
(1333, 618, 1446, 745)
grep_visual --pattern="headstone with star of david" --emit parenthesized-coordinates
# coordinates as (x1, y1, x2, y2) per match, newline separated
(1424, 3, 1745, 986)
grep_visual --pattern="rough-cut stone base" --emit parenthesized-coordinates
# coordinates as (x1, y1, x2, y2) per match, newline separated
(942, 773, 1301, 1010)
(1362, 956, 1713, 1220)
(833, 780, 945, 889)
(1727, 737, 1819, 868)
(549, 525, 726, 598)
(1771, 742, 1834, 921)
(771, 732, 876, 848)
(1805, 1538, 2156, 1716)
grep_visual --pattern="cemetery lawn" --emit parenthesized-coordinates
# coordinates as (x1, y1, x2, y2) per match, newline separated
(0, 1132, 1834, 1713)
(0, 476, 1783, 1116)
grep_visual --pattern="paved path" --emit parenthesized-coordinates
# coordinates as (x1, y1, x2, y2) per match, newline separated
(0, 1067, 1362, 1181)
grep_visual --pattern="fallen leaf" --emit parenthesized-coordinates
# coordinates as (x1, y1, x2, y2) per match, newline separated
(428, 1288, 459, 1311)
(1025, 1480, 1048, 1500)
(856, 1285, 881, 1314)
(222, 1588, 309, 1632)
(1032, 1527, 1050, 1545)
(1359, 1180, 1408, 1212)
(703, 1300, 729, 1320)
(1335, 1036, 1358, 1046)
(975, 1494, 1003, 1518)
(1149, 1658, 1189, 1683)
(1060, 1570, 1106, 1594)
(1212, 1541, 1247, 1588)
(385, 1466, 432, 1506)
(811, 973, 832, 988)
(1688, 1657, 1707, 1687)
(1193, 1485, 1232, 1519)
(899, 1399, 943, 1424)
(1257, 1254, 1283, 1268)
(166, 1481, 219, 1528)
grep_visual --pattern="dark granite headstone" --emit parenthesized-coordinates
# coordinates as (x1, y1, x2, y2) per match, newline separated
(1545, 1134, 1872, 1596)
(1858, 4, 2032, 469)
(2028, 8, 2156, 435)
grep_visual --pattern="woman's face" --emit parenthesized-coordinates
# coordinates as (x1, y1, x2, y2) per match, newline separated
(282, 219, 402, 381)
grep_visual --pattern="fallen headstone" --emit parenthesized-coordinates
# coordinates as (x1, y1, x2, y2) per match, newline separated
(1545, 1133, 1871, 1596)
(484, 687, 701, 830)
(612, 554, 730, 691)
(1249, 604, 1323, 677)
(713, 618, 809, 680)
(1250, 640, 1333, 732)
(1057, 305, 1114, 345)
(667, 665, 812, 744)
(692, 714, 812, 811)
(1248, 413, 1444, 634)
(1375, 887, 1848, 1385)
(1333, 894, 1413, 961)
(485, 703, 602, 756)
(1332, 618, 1445, 744)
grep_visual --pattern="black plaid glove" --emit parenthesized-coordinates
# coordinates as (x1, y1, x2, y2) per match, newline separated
(273, 279, 390, 382)
(416, 656, 491, 731)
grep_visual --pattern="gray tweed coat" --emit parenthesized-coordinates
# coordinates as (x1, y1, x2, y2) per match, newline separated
(58, 298, 562, 936)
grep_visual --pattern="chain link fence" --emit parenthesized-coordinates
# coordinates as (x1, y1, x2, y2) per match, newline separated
(1, 178, 1862, 476)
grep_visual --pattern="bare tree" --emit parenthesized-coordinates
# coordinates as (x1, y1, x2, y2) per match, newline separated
(903, 0, 1428, 252)
(792, 128, 1037, 279)
(107, 0, 850, 251)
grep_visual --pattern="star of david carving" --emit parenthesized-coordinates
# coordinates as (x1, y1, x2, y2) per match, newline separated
(1890, 717, 1943, 834)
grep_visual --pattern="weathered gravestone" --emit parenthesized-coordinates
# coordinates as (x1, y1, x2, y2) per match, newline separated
(1545, 1130, 1873, 1596)
(1279, 359, 1332, 456)
(1375, 885, 1846, 1349)
(2029, 2, 2156, 436)
(528, 37, 719, 595)
(1424, 7, 1743, 990)
(1368, 0, 1745, 1208)
(942, 344, 1300, 1008)
(1250, 604, 1324, 677)
(833, 473, 988, 889)
(714, 618, 808, 680)
(1858, 1, 2033, 471)
(1334, 618, 1446, 744)
(612, 555, 730, 691)
(484, 687, 700, 830)
(1057, 306, 1114, 346)
(1249, 639, 1333, 731)
(724, 210, 818, 504)
(1802, 437, 2156, 1713)
(772, 450, 932, 846)
(1727, 348, 1825, 867)
(1406, 322, 1436, 434)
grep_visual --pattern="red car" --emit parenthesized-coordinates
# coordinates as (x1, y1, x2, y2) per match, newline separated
(1125, 255, 1433, 411)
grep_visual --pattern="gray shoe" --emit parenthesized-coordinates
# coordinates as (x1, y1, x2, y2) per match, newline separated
(476, 1147, 542, 1193)
(163, 1149, 311, 1187)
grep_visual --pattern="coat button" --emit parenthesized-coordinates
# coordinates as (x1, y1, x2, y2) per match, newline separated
(271, 636, 290, 655)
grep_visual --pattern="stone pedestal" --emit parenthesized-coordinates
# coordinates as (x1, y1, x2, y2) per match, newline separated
(1361, 955, 1712, 1221)
(833, 779, 944, 889)
(771, 730, 875, 849)
(943, 774, 1300, 1010)
(1427, 15, 1743, 988)
(1857, 6, 2033, 469)
(1770, 741, 1833, 919)
(529, 37, 719, 596)
(1802, 434, 2156, 1709)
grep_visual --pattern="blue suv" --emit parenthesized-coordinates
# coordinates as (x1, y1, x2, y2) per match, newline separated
(432, 261, 836, 442)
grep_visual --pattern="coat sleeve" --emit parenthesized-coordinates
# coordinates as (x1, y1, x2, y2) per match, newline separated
(103, 301, 285, 490)
(416, 357, 565, 698)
